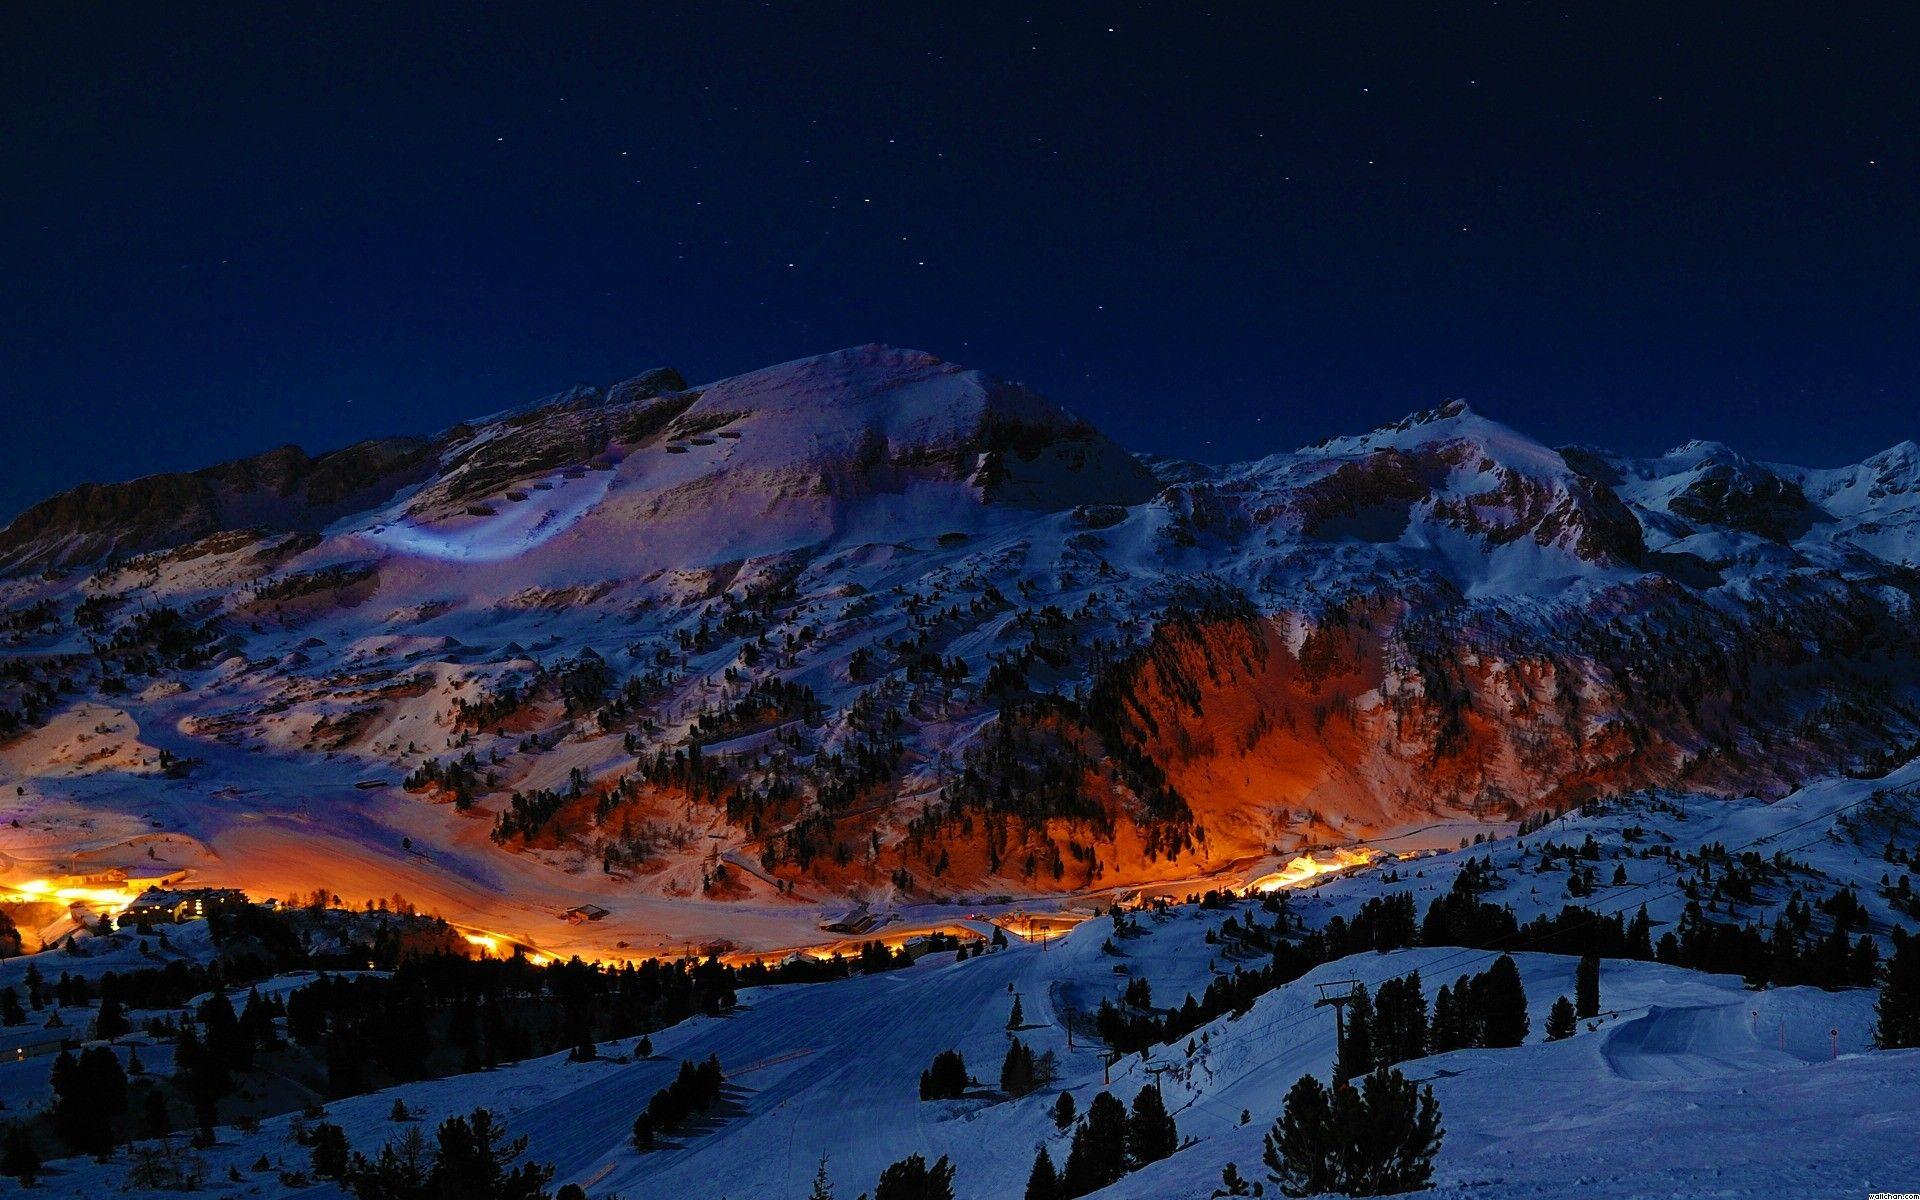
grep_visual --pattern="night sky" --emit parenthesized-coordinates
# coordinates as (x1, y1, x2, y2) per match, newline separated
(5, 4, 1916, 521)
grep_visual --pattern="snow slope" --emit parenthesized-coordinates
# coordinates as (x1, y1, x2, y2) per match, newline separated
(16, 763, 1920, 1199)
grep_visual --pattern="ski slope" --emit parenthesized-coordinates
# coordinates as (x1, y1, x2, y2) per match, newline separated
(15, 760, 1920, 1199)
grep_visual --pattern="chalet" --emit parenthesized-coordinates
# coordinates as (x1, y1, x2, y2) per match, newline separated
(119, 886, 248, 926)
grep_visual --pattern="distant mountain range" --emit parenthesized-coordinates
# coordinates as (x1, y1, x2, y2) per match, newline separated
(4, 344, 1919, 905)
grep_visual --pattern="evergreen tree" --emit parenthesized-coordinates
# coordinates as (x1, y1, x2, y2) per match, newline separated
(428, 1108, 553, 1200)
(310, 1122, 351, 1179)
(1265, 1067, 1443, 1197)
(1126, 1083, 1178, 1167)
(919, 1049, 970, 1100)
(1575, 952, 1600, 1018)
(1878, 927, 1920, 1049)
(240, 987, 278, 1050)
(1478, 955, 1529, 1048)
(199, 990, 250, 1071)
(1215, 1162, 1253, 1196)
(1051, 1090, 1077, 1130)
(1, 1122, 39, 1185)
(809, 1153, 836, 1200)
(873, 1152, 956, 1200)
(1263, 1074, 1336, 1197)
(1008, 994, 1025, 1029)
(1429, 983, 1470, 1053)
(1627, 906, 1654, 959)
(142, 1087, 171, 1138)
(344, 1125, 432, 1200)
(51, 1045, 126, 1156)
(1546, 996, 1577, 1041)
(1061, 1091, 1130, 1197)
(95, 993, 130, 1040)
(1372, 973, 1428, 1066)
(1024, 1146, 1061, 1200)
(1001, 1039, 1038, 1096)
(1346, 1065, 1444, 1194)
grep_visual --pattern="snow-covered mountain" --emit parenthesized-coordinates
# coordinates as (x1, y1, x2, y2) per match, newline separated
(2, 346, 1918, 955)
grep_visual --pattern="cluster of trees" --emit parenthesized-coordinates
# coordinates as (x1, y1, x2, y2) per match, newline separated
(453, 682, 526, 731)
(999, 1038, 1056, 1097)
(404, 751, 489, 806)
(918, 1049, 972, 1100)
(1328, 953, 1543, 1084)
(175, 988, 281, 1134)
(98, 604, 219, 673)
(313, 1107, 556, 1200)
(688, 677, 822, 741)
(1879, 929, 1920, 1049)
(552, 651, 615, 718)
(491, 785, 572, 843)
(1095, 895, 1420, 1056)
(1429, 955, 1530, 1054)
(1263, 1067, 1443, 1197)
(0, 1123, 39, 1185)
(49, 1045, 129, 1156)
(1024, 1084, 1178, 1200)
(1416, 858, 1875, 992)
(594, 670, 672, 731)
(631, 1056, 726, 1150)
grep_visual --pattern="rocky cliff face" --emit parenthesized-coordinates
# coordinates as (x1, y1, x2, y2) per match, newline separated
(4, 345, 1918, 902)
(0, 436, 434, 572)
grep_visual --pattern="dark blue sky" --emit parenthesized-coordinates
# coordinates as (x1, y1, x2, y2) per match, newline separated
(4, 4, 1916, 520)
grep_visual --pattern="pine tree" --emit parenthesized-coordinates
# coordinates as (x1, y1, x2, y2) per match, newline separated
(95, 993, 130, 1040)
(1372, 973, 1428, 1066)
(1263, 1074, 1336, 1197)
(1, 1122, 40, 1185)
(1430, 982, 1469, 1053)
(1479, 955, 1529, 1048)
(1126, 1083, 1178, 1167)
(51, 1045, 126, 1156)
(1546, 996, 1577, 1041)
(1024, 1146, 1061, 1200)
(345, 1125, 432, 1200)
(1575, 952, 1600, 1018)
(1002, 1039, 1038, 1096)
(873, 1152, 956, 1200)
(1215, 1161, 1252, 1196)
(1627, 905, 1655, 959)
(809, 1153, 836, 1200)
(919, 1049, 970, 1100)
(1062, 1091, 1130, 1197)
(1347, 1066, 1444, 1195)
(310, 1122, 351, 1179)
(1878, 927, 1920, 1049)
(428, 1108, 553, 1200)
(1008, 994, 1025, 1029)
(1265, 1067, 1443, 1197)
(1051, 1090, 1077, 1130)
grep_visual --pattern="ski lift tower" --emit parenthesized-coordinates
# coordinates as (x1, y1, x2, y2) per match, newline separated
(1314, 979, 1362, 1086)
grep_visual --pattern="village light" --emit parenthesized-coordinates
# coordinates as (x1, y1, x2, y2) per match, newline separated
(1249, 847, 1380, 894)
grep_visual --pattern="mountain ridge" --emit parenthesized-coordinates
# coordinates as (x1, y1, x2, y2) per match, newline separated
(1, 344, 1917, 945)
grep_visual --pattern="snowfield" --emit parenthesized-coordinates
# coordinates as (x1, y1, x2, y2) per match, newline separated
(12, 761, 1920, 1199)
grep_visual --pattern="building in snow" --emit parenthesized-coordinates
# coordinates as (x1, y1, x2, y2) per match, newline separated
(119, 886, 249, 926)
